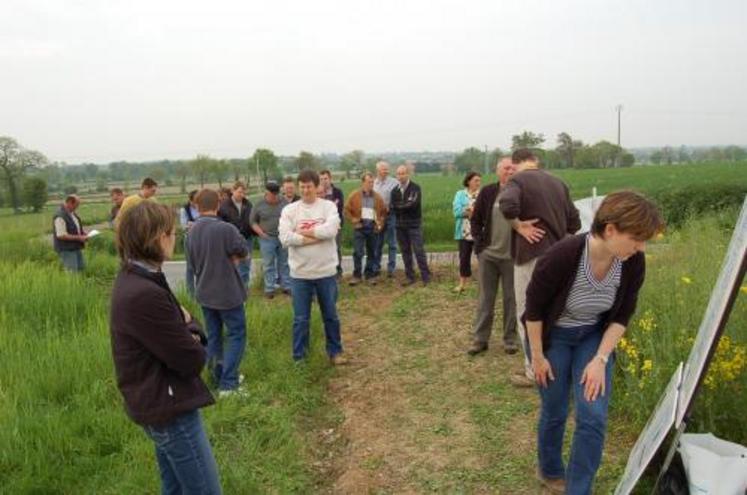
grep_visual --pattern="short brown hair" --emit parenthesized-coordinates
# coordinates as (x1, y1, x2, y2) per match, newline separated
(591, 190, 664, 241)
(116, 201, 175, 265)
(298, 169, 320, 186)
(232, 180, 246, 191)
(195, 188, 220, 212)
(511, 148, 538, 164)
(141, 177, 158, 188)
(319, 169, 332, 178)
(110, 187, 124, 195)
(361, 171, 374, 181)
(282, 176, 295, 184)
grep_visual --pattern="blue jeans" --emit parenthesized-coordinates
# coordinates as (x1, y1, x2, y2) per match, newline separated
(201, 305, 246, 391)
(184, 236, 195, 297)
(373, 214, 397, 275)
(59, 250, 84, 272)
(258, 236, 290, 294)
(237, 237, 253, 286)
(290, 276, 342, 361)
(142, 410, 222, 495)
(537, 323, 614, 495)
(353, 224, 378, 279)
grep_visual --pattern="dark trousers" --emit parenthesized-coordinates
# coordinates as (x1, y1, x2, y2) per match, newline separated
(373, 214, 397, 275)
(353, 224, 377, 279)
(458, 239, 475, 277)
(395, 224, 431, 282)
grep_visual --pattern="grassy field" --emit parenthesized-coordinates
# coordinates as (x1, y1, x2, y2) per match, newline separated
(0, 163, 745, 492)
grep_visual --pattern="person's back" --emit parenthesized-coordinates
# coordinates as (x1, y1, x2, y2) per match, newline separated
(500, 168, 580, 264)
(188, 216, 248, 310)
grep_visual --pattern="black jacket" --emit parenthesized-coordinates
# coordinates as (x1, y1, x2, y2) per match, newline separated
(325, 185, 345, 225)
(218, 197, 254, 239)
(110, 263, 214, 426)
(470, 182, 501, 255)
(524, 234, 645, 351)
(390, 181, 422, 228)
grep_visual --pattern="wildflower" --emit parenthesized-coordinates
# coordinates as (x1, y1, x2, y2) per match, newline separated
(740, 286, 747, 295)
(681, 276, 693, 284)
(641, 360, 653, 373)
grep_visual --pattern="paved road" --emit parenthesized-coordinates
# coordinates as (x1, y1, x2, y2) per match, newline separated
(162, 251, 461, 290)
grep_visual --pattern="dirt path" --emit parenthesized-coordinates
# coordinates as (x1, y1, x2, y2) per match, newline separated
(317, 269, 543, 494)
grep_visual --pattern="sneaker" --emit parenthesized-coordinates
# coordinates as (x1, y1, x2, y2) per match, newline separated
(510, 371, 535, 388)
(467, 343, 488, 356)
(349, 277, 362, 286)
(503, 342, 519, 355)
(536, 468, 566, 494)
(330, 354, 350, 366)
(400, 279, 416, 287)
(453, 285, 465, 293)
(218, 387, 249, 399)
(366, 277, 378, 286)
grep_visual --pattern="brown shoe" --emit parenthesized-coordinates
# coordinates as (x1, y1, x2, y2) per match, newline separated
(503, 342, 519, 355)
(349, 277, 362, 286)
(509, 371, 535, 388)
(536, 468, 565, 494)
(330, 354, 350, 366)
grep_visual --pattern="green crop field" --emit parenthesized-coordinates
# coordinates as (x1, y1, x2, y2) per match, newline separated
(0, 161, 745, 493)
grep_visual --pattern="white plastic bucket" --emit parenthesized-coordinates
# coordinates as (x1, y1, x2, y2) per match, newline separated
(678, 433, 747, 495)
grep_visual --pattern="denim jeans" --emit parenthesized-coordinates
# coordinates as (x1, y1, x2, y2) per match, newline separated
(201, 305, 246, 391)
(290, 276, 342, 361)
(184, 236, 195, 297)
(536, 323, 614, 495)
(142, 410, 222, 495)
(258, 236, 290, 294)
(59, 250, 84, 272)
(373, 214, 397, 275)
(237, 237, 254, 286)
(353, 224, 378, 279)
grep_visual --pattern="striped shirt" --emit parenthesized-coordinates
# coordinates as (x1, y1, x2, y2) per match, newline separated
(555, 235, 622, 328)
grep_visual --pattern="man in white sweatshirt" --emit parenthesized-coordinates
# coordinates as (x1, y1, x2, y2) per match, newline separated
(279, 169, 348, 365)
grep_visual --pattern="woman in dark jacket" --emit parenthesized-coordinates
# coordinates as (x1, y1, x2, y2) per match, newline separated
(111, 201, 221, 494)
(524, 191, 663, 495)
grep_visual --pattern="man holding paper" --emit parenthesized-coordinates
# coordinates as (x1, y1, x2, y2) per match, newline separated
(53, 194, 88, 272)
(344, 172, 388, 286)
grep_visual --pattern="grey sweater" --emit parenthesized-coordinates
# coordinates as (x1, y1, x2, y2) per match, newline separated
(186, 216, 249, 310)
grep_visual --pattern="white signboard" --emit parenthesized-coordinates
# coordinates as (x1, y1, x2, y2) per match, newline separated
(676, 198, 747, 427)
(573, 193, 605, 233)
(614, 363, 684, 495)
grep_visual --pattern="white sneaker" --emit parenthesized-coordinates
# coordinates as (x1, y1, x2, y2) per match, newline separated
(239, 374, 245, 385)
(218, 387, 249, 399)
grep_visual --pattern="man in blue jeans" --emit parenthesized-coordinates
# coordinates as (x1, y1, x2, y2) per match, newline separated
(250, 181, 290, 299)
(279, 169, 348, 365)
(187, 188, 249, 397)
(344, 172, 388, 286)
(373, 161, 399, 277)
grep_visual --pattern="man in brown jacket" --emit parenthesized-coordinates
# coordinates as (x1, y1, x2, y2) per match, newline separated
(499, 148, 581, 387)
(344, 172, 387, 286)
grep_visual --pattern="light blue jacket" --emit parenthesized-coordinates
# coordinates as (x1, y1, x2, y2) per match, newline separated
(452, 189, 473, 240)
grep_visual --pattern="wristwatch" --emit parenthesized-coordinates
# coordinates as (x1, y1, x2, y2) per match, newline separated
(595, 353, 609, 364)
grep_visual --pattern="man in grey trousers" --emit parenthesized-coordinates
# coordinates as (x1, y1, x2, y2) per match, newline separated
(467, 157, 518, 356)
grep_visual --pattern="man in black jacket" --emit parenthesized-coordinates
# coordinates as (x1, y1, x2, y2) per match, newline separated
(218, 181, 254, 286)
(391, 165, 431, 286)
(467, 157, 518, 356)
(320, 170, 345, 278)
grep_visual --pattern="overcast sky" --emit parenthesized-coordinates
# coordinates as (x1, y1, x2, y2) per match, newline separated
(2, 0, 746, 163)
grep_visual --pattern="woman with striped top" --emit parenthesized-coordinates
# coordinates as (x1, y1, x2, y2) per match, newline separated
(523, 191, 664, 495)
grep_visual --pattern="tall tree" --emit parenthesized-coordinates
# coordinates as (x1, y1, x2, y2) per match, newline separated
(555, 132, 584, 168)
(251, 148, 280, 184)
(511, 131, 545, 151)
(21, 176, 48, 212)
(340, 150, 365, 179)
(175, 161, 191, 193)
(190, 154, 212, 188)
(211, 159, 231, 188)
(295, 151, 320, 172)
(0, 137, 48, 213)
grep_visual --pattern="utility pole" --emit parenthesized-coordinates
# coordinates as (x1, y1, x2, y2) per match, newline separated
(615, 104, 623, 147)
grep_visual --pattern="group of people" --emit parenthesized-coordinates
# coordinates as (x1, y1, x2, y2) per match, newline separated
(51, 148, 665, 494)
